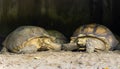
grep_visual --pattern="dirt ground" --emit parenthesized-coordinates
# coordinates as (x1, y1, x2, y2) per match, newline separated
(0, 51, 120, 69)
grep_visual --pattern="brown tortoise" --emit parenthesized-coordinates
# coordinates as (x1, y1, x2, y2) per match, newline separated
(1, 26, 61, 54)
(63, 23, 119, 53)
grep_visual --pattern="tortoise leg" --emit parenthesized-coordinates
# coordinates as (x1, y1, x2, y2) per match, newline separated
(114, 43, 120, 50)
(62, 43, 78, 51)
(48, 43, 62, 51)
(86, 39, 95, 53)
(86, 44, 95, 53)
(86, 38, 106, 53)
(18, 45, 38, 54)
(0, 47, 9, 54)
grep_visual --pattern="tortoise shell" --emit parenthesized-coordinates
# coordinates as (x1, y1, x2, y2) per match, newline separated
(71, 23, 119, 51)
(2, 26, 57, 53)
(47, 30, 67, 44)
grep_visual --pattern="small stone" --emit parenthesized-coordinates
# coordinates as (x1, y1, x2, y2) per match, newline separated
(34, 57, 40, 59)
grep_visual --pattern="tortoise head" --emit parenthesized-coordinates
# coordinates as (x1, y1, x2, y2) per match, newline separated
(77, 37, 87, 46)
(70, 37, 87, 51)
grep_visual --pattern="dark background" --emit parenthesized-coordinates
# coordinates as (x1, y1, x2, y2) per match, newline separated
(0, 0, 120, 41)
(112, 0, 120, 36)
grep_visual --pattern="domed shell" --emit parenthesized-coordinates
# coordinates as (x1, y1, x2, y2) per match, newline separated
(47, 30, 67, 44)
(3, 26, 51, 53)
(72, 24, 119, 50)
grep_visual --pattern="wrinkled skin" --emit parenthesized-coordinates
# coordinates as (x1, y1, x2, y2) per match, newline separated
(63, 37, 106, 53)
(62, 43, 78, 51)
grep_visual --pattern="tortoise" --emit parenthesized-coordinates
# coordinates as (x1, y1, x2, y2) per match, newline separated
(47, 30, 67, 44)
(63, 23, 119, 53)
(1, 26, 61, 54)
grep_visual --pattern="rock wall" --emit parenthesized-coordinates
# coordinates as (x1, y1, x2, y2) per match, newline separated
(0, 0, 112, 37)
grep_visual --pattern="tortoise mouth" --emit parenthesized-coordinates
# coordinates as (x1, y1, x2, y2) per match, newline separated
(77, 44, 86, 51)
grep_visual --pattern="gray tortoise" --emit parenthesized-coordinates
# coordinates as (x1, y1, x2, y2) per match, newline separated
(1, 26, 61, 54)
(63, 24, 119, 53)
(47, 30, 67, 44)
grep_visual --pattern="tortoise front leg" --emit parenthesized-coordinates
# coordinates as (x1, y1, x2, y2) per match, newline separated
(86, 38, 106, 53)
(62, 43, 78, 51)
(0, 46, 9, 54)
(86, 39, 95, 53)
(46, 42, 62, 51)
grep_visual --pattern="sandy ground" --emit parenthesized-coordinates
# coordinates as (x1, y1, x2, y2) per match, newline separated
(0, 51, 120, 69)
